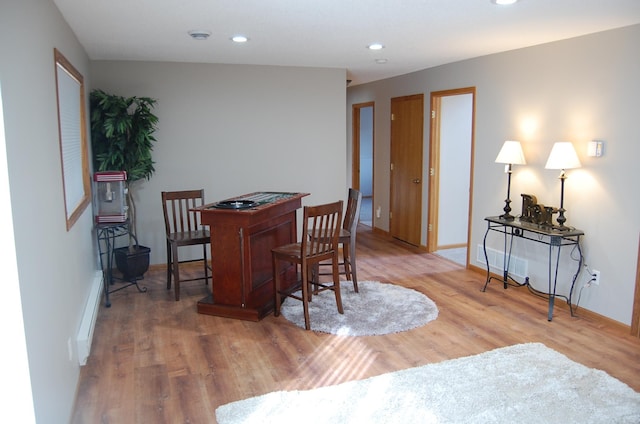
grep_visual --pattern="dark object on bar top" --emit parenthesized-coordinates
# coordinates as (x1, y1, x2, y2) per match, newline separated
(213, 200, 257, 209)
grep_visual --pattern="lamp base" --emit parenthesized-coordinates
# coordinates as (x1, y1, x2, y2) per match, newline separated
(500, 199, 515, 220)
(553, 174, 570, 231)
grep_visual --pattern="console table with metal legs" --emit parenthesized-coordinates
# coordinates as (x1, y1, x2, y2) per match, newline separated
(482, 216, 584, 321)
(96, 222, 147, 307)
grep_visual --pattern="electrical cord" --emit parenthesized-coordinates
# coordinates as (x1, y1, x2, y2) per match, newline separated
(573, 254, 597, 312)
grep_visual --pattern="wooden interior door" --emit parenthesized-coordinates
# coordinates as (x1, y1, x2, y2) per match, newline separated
(390, 94, 424, 246)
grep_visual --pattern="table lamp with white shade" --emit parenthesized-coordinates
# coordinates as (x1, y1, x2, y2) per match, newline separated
(545, 141, 581, 230)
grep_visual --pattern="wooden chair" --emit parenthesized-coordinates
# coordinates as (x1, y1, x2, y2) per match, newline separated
(161, 189, 211, 301)
(272, 200, 343, 330)
(312, 188, 363, 292)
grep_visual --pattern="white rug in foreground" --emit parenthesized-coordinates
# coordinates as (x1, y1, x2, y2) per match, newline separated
(216, 343, 640, 424)
(280, 280, 438, 336)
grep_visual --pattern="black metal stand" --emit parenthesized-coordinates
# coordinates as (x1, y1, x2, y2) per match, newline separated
(482, 216, 584, 321)
(96, 222, 147, 307)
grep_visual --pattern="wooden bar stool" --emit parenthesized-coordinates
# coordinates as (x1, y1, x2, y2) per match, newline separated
(272, 200, 343, 330)
(161, 189, 211, 300)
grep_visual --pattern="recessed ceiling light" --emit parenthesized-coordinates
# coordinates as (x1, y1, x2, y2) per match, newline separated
(491, 0, 519, 5)
(368, 43, 384, 50)
(188, 30, 211, 40)
(231, 35, 248, 43)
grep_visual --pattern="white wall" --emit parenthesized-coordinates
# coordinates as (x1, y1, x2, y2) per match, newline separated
(90, 61, 347, 265)
(0, 84, 36, 422)
(0, 1, 96, 422)
(347, 24, 640, 325)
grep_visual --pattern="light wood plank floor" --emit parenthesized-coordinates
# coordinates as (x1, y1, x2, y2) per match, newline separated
(72, 226, 640, 423)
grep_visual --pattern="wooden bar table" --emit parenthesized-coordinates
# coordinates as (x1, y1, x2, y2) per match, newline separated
(194, 192, 308, 321)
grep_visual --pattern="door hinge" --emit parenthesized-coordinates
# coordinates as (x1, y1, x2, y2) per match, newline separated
(391, 113, 395, 121)
(389, 211, 392, 219)
(431, 110, 436, 119)
(390, 163, 394, 171)
(428, 224, 433, 232)
(430, 168, 435, 176)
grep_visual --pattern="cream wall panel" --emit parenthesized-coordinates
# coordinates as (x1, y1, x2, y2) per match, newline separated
(90, 61, 347, 265)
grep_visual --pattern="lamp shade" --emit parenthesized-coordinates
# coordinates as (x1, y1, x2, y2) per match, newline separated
(495, 140, 526, 165)
(545, 141, 581, 170)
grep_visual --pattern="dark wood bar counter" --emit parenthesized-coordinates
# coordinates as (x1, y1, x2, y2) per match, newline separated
(195, 192, 308, 321)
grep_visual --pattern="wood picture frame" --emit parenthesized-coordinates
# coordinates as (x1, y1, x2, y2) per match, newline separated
(54, 48, 91, 230)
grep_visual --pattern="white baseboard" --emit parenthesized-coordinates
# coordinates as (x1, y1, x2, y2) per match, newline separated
(76, 271, 103, 366)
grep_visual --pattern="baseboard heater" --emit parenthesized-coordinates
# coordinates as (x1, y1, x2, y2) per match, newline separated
(76, 271, 103, 366)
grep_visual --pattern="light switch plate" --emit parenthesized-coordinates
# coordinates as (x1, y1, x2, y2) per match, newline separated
(587, 140, 604, 157)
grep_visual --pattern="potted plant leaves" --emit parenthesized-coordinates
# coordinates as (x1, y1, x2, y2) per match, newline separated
(90, 89, 158, 280)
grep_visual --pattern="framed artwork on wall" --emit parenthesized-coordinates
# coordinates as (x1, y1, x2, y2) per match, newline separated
(54, 48, 91, 230)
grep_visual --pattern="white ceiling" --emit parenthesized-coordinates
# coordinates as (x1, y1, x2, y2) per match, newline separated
(53, 0, 640, 86)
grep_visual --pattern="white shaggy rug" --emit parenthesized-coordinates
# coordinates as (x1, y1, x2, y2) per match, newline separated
(279, 280, 438, 335)
(215, 343, 640, 424)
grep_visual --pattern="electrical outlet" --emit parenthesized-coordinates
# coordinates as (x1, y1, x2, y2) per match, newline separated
(592, 270, 600, 285)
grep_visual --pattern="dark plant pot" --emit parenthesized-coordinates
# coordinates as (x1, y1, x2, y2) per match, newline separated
(114, 245, 150, 280)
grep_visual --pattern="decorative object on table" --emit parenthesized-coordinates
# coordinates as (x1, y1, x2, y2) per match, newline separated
(495, 140, 526, 220)
(215, 343, 640, 424)
(90, 89, 159, 278)
(279, 280, 438, 336)
(213, 200, 257, 209)
(545, 141, 581, 230)
(520, 193, 557, 227)
(93, 171, 127, 224)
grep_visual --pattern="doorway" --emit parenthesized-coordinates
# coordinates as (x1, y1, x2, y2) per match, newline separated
(390, 94, 424, 246)
(428, 88, 475, 266)
(352, 102, 374, 227)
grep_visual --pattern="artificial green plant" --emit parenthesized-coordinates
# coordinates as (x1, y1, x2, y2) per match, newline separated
(90, 89, 158, 248)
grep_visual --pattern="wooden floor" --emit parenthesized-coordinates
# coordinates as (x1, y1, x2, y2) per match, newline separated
(72, 226, 640, 423)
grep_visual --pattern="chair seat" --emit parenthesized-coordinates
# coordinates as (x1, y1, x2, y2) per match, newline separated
(272, 242, 300, 258)
(167, 230, 210, 245)
(310, 228, 350, 242)
(273, 242, 336, 260)
(337, 228, 350, 243)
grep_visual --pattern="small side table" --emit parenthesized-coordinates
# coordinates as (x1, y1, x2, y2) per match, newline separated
(482, 216, 584, 321)
(96, 222, 147, 307)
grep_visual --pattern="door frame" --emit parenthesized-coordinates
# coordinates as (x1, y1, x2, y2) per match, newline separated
(427, 87, 476, 260)
(352, 102, 375, 191)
